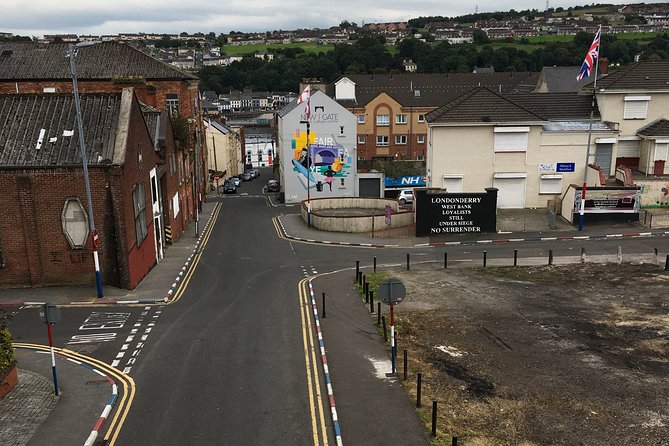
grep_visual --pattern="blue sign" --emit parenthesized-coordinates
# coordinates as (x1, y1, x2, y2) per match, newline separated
(557, 163, 575, 172)
(385, 176, 426, 188)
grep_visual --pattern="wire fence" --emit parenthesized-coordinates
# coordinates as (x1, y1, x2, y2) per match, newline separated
(640, 209, 669, 228)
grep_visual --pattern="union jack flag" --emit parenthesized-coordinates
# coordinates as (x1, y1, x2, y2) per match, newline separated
(577, 26, 602, 81)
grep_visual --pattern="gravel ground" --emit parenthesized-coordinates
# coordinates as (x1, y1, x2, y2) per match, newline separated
(383, 262, 669, 445)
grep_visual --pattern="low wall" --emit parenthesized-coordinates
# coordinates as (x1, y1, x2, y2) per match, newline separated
(301, 198, 414, 233)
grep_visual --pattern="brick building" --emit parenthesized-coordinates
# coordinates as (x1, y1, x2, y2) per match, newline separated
(0, 88, 193, 289)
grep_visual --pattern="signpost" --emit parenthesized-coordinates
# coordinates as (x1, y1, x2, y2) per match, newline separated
(39, 303, 62, 396)
(378, 279, 406, 375)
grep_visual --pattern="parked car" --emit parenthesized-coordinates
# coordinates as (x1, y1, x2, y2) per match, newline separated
(240, 172, 252, 181)
(249, 169, 260, 179)
(267, 179, 280, 192)
(397, 189, 414, 205)
(222, 179, 237, 194)
(229, 176, 241, 187)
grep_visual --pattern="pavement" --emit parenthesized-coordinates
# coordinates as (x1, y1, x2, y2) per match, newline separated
(2, 198, 668, 445)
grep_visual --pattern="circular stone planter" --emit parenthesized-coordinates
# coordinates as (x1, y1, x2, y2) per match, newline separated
(301, 197, 414, 233)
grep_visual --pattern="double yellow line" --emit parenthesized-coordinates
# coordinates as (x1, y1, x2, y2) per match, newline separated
(14, 343, 135, 445)
(170, 202, 222, 303)
(298, 278, 329, 446)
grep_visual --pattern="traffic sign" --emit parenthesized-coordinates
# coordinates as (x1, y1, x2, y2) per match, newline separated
(378, 278, 406, 305)
(92, 228, 99, 250)
(39, 303, 61, 324)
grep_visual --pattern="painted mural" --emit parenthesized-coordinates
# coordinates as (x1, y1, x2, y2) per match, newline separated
(290, 129, 353, 193)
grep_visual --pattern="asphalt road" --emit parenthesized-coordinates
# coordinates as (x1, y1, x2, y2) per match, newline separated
(4, 167, 668, 445)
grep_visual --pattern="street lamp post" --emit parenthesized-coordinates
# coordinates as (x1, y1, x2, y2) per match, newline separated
(68, 42, 103, 298)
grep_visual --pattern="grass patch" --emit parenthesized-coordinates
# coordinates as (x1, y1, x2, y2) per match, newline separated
(222, 42, 334, 55)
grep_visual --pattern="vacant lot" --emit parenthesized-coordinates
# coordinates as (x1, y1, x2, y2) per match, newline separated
(386, 262, 669, 445)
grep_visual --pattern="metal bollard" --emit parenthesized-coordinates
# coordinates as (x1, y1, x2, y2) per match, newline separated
(322, 292, 326, 318)
(444, 252, 448, 269)
(416, 373, 422, 408)
(403, 349, 408, 380)
(452, 436, 458, 446)
(407, 253, 410, 271)
(355, 260, 359, 278)
(654, 248, 658, 264)
(581, 247, 586, 263)
(514, 249, 518, 267)
(377, 302, 381, 325)
(548, 249, 553, 266)
(364, 282, 369, 303)
(665, 255, 669, 271)
(373, 256, 377, 273)
(431, 400, 438, 437)
(370, 291, 374, 313)
(483, 251, 487, 267)
(382, 316, 387, 342)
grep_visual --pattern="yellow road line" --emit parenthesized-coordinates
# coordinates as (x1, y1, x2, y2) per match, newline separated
(13, 343, 135, 445)
(299, 278, 329, 445)
(171, 203, 221, 303)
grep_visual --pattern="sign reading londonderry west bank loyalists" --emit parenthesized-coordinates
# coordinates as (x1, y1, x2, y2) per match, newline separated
(414, 188, 498, 237)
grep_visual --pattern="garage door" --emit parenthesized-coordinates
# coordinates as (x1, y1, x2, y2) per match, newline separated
(493, 174, 526, 209)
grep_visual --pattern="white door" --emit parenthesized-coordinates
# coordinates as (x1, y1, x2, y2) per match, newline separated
(493, 177, 526, 209)
(149, 168, 164, 261)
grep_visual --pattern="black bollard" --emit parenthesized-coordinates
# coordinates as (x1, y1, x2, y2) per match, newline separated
(665, 254, 669, 271)
(407, 253, 410, 271)
(483, 251, 487, 267)
(403, 349, 408, 380)
(431, 400, 438, 437)
(444, 252, 448, 269)
(322, 292, 326, 318)
(370, 291, 374, 313)
(416, 373, 422, 408)
(514, 249, 518, 267)
(355, 260, 359, 281)
(549, 249, 553, 266)
(382, 316, 387, 342)
(373, 256, 377, 273)
(364, 282, 369, 303)
(452, 436, 458, 446)
(377, 302, 381, 325)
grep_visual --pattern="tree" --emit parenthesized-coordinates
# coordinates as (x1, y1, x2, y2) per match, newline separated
(473, 29, 490, 45)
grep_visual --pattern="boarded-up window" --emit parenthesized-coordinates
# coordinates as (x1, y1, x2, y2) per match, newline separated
(494, 127, 529, 152)
(133, 182, 148, 246)
(623, 96, 650, 119)
(540, 174, 563, 194)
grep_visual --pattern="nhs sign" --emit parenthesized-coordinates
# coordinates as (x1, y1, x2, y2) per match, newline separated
(385, 176, 426, 188)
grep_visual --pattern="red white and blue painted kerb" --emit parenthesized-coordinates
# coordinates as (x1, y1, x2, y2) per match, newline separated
(307, 280, 343, 446)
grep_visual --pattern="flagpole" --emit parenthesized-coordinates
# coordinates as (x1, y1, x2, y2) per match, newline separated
(578, 27, 601, 232)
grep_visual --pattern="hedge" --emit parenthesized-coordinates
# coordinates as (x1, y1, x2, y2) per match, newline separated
(0, 324, 15, 375)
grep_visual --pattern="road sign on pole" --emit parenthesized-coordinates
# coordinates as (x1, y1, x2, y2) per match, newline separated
(378, 279, 406, 375)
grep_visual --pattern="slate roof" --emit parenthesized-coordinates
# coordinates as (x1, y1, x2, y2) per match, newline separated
(427, 87, 598, 124)
(637, 118, 669, 137)
(537, 66, 594, 93)
(329, 72, 540, 108)
(0, 41, 197, 81)
(595, 59, 669, 91)
(0, 93, 121, 167)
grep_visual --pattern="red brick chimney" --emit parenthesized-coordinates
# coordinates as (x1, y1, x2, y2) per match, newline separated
(598, 57, 609, 75)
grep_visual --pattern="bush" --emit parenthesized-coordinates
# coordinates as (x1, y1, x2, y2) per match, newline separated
(0, 324, 15, 375)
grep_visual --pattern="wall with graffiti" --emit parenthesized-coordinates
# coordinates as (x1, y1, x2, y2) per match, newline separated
(277, 90, 357, 204)
(637, 178, 669, 208)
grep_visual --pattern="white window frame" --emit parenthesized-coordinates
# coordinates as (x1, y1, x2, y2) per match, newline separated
(655, 142, 669, 161)
(417, 135, 425, 144)
(358, 136, 366, 144)
(539, 174, 563, 194)
(417, 114, 425, 123)
(376, 135, 389, 146)
(623, 96, 650, 120)
(395, 135, 407, 145)
(357, 115, 365, 124)
(376, 114, 390, 126)
(494, 127, 530, 152)
(396, 114, 407, 124)
(166, 93, 180, 116)
(61, 197, 89, 249)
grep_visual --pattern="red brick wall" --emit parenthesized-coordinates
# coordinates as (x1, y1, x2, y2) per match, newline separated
(0, 167, 119, 287)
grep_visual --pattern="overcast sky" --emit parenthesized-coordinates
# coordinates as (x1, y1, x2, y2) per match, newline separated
(2, 1, 631, 38)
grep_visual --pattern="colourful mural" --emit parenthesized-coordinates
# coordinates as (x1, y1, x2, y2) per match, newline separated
(290, 129, 353, 192)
